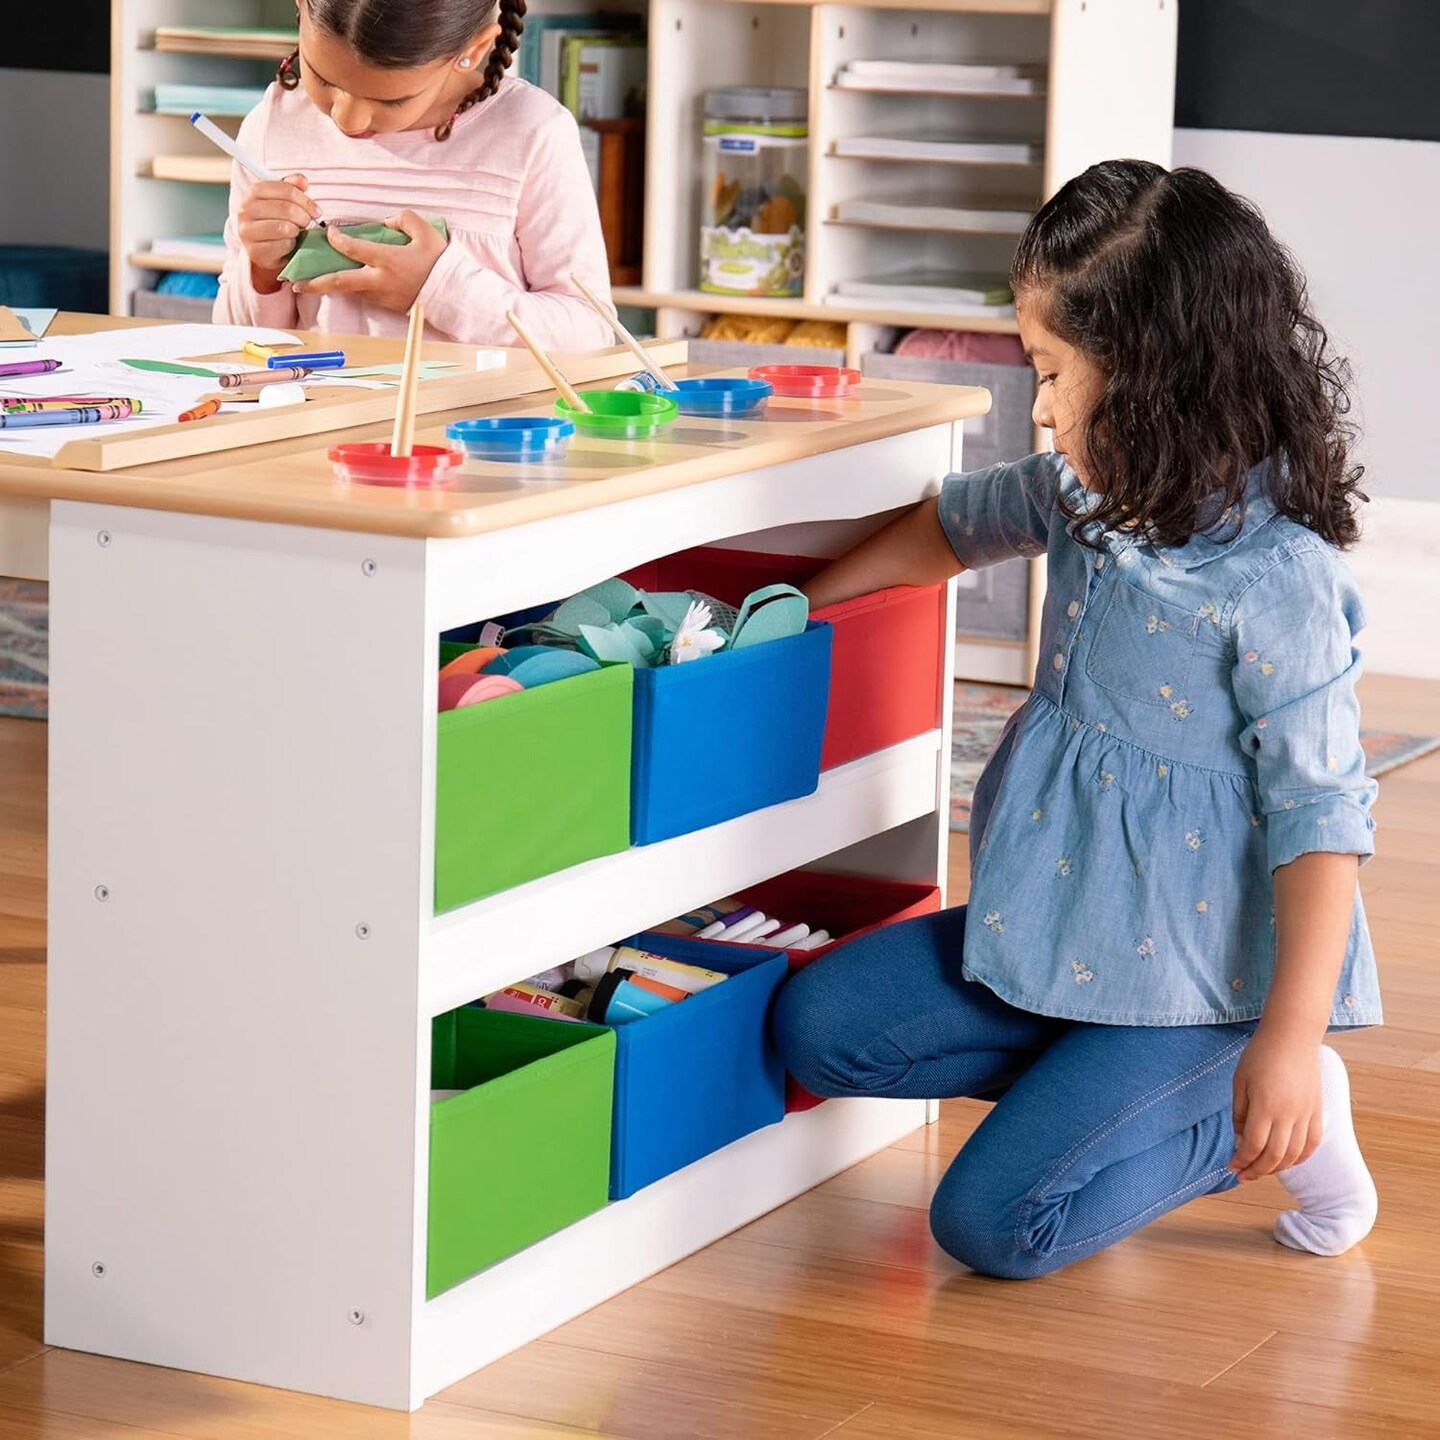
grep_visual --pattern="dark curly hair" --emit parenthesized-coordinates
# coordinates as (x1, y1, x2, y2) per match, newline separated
(1011, 159, 1365, 550)
(279, 0, 525, 142)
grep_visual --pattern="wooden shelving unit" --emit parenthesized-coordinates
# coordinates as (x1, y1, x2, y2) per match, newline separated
(113, 0, 1175, 332)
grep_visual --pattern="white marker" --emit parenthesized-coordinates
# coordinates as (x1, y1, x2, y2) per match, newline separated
(791, 930, 832, 952)
(767, 923, 811, 948)
(190, 112, 326, 225)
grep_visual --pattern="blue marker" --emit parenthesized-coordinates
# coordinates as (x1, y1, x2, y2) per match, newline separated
(269, 351, 346, 370)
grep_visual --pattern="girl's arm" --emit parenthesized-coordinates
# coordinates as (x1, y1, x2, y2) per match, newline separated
(1230, 852, 1358, 1181)
(213, 106, 301, 330)
(804, 451, 1062, 609)
(1226, 547, 1376, 1181)
(804, 501, 965, 610)
(416, 111, 614, 351)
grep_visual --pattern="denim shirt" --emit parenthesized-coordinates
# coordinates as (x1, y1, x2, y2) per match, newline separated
(940, 453, 1381, 1028)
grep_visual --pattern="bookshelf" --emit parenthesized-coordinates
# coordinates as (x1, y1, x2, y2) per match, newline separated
(112, 0, 1176, 330)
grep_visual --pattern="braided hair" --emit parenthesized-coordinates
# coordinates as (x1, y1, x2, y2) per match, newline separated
(278, 0, 527, 142)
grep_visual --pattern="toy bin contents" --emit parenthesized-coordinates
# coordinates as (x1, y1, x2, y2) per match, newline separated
(701, 87, 808, 298)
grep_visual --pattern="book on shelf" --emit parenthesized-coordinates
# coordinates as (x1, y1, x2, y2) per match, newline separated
(833, 195, 1032, 233)
(147, 155, 233, 183)
(149, 234, 227, 262)
(518, 12, 642, 92)
(152, 25, 297, 59)
(151, 84, 269, 117)
(831, 135, 1043, 164)
(563, 36, 646, 193)
(834, 61, 1045, 96)
(831, 271, 1016, 313)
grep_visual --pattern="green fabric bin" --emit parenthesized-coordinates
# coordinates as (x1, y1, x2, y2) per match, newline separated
(434, 661, 633, 911)
(428, 1008, 616, 1297)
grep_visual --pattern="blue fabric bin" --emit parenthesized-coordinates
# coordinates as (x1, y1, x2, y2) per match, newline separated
(608, 934, 788, 1199)
(630, 620, 832, 844)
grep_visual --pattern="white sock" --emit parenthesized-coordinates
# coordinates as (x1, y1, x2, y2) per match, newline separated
(1274, 1046, 1378, 1256)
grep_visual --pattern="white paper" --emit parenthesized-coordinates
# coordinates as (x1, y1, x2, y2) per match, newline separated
(0, 324, 301, 458)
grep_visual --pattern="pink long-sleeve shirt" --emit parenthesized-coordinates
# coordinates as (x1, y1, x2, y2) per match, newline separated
(214, 77, 615, 350)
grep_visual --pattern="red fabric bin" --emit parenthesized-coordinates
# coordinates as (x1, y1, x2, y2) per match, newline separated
(620, 547, 946, 770)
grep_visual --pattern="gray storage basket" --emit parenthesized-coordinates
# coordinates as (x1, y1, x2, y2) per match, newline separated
(687, 338, 843, 369)
(862, 351, 1036, 641)
(132, 289, 215, 322)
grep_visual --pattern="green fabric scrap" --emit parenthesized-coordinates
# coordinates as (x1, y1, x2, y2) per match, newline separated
(278, 216, 450, 282)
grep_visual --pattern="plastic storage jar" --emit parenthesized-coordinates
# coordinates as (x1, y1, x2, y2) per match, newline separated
(700, 87, 807, 298)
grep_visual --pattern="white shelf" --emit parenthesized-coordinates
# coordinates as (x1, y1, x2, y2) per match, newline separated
(414, 1091, 928, 1402)
(127, 251, 223, 274)
(825, 216, 1028, 237)
(424, 729, 944, 1016)
(616, 286, 1023, 333)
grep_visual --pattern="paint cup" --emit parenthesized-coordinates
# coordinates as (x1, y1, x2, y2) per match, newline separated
(327, 442, 464, 487)
(747, 364, 861, 399)
(445, 415, 575, 462)
(670, 377, 772, 418)
(555, 390, 679, 440)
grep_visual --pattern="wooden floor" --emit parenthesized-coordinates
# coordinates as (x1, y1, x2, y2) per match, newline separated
(1, 676, 1438, 1439)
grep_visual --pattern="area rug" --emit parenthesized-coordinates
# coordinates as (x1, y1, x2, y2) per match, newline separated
(950, 681, 1440, 832)
(0, 580, 47, 720)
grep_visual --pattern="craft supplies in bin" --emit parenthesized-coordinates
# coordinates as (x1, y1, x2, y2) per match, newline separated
(503, 570, 831, 843)
(434, 652, 632, 911)
(446, 416, 575, 463)
(483, 934, 788, 1199)
(624, 546, 946, 770)
(701, 87, 808, 297)
(655, 870, 943, 1112)
(604, 935, 787, 1197)
(427, 1008, 615, 1297)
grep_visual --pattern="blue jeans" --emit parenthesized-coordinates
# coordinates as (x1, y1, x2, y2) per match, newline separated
(771, 906, 1252, 1278)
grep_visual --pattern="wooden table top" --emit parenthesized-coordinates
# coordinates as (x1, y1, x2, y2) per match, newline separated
(0, 315, 990, 540)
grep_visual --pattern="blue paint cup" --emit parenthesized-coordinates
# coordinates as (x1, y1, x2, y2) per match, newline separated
(446, 415, 575, 462)
(670, 377, 773, 418)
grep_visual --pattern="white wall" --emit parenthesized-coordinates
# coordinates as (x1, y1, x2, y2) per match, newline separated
(1174, 128, 1440, 680)
(0, 70, 110, 251)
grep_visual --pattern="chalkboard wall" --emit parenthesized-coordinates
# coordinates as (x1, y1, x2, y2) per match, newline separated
(4, 8, 110, 75)
(1176, 1, 1439, 143)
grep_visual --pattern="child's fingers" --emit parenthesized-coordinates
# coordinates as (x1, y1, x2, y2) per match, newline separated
(1239, 1119, 1297, 1182)
(1229, 1113, 1269, 1177)
(294, 267, 375, 297)
(386, 209, 434, 244)
(323, 229, 392, 267)
(242, 192, 315, 233)
(241, 217, 308, 245)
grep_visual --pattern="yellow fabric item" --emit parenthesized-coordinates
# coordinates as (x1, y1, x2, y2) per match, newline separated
(784, 320, 847, 350)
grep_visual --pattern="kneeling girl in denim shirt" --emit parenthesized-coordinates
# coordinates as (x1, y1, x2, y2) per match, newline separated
(775, 159, 1379, 1275)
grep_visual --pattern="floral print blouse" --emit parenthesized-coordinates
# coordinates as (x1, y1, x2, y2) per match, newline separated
(941, 453, 1381, 1028)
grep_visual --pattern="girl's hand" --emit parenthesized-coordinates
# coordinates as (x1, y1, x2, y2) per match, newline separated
(237, 173, 318, 293)
(1230, 1028, 1324, 1182)
(293, 211, 447, 314)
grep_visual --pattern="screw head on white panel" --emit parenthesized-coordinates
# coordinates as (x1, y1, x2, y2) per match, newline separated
(96, 531, 112, 548)
(91, 1262, 106, 1278)
(348, 1307, 365, 1325)
(355, 923, 371, 940)
(361, 559, 378, 577)
(94, 885, 110, 902)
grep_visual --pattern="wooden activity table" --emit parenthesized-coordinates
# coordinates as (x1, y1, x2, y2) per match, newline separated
(0, 317, 989, 1409)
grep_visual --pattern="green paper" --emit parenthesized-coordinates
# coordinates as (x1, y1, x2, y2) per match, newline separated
(333, 360, 458, 381)
(730, 583, 809, 651)
(120, 357, 220, 376)
(550, 593, 613, 635)
(579, 620, 656, 667)
(278, 215, 450, 283)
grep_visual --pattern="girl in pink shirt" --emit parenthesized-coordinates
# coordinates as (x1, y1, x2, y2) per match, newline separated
(214, 0, 615, 350)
